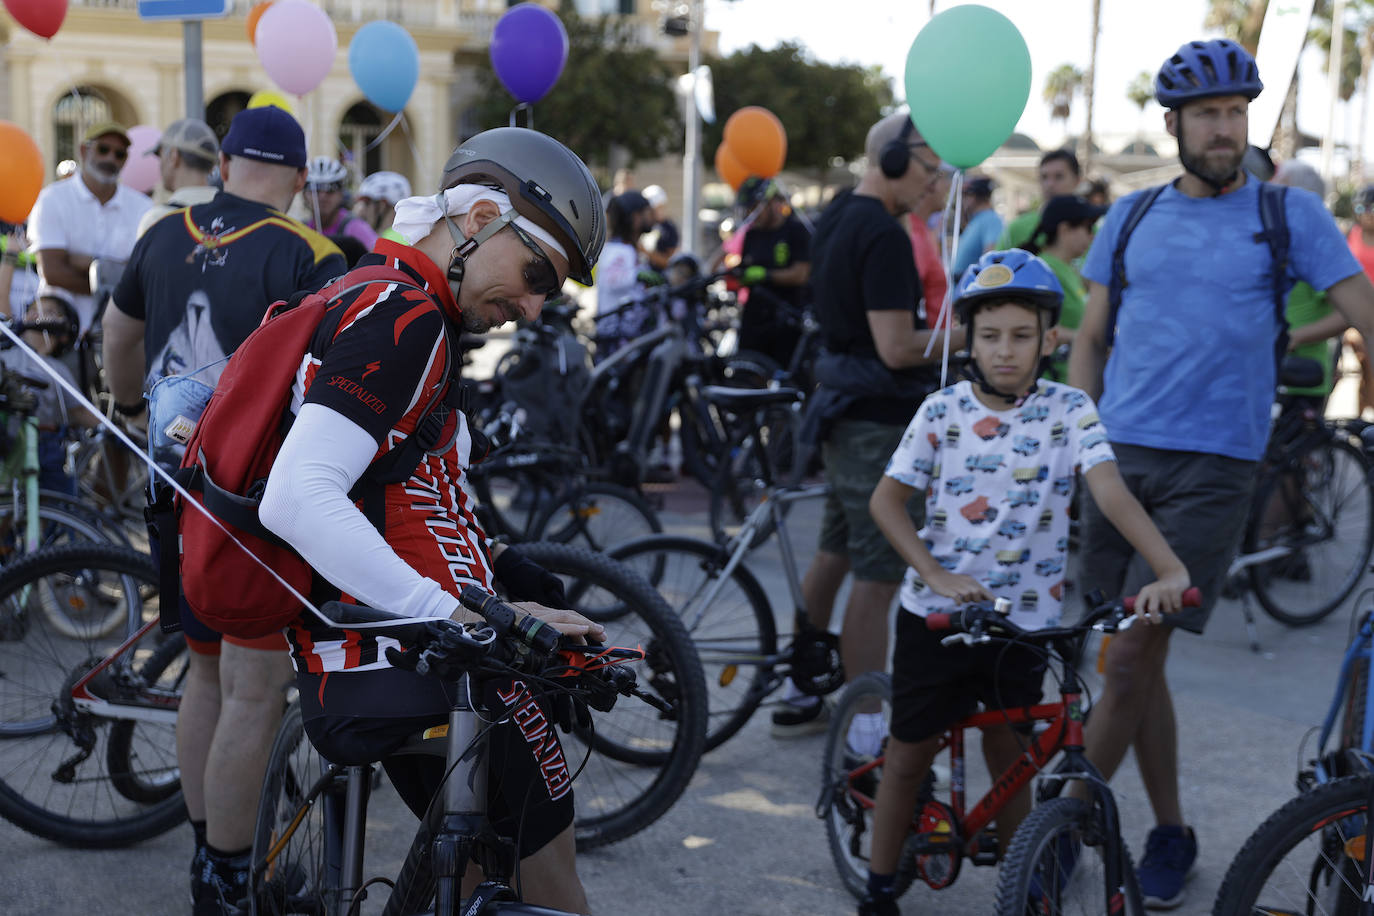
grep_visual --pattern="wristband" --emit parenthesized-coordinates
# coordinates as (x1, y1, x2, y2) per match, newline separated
(113, 399, 147, 417)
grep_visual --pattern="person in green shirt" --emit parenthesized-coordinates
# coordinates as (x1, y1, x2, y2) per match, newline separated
(1024, 195, 1105, 380)
(997, 148, 1081, 250)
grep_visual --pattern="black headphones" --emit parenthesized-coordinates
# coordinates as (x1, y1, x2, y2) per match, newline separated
(879, 117, 916, 179)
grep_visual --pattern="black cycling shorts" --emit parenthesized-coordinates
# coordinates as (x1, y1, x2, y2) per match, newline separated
(890, 609, 1046, 744)
(297, 666, 574, 859)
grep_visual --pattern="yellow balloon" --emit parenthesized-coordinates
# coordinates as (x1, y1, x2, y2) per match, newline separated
(247, 89, 295, 114)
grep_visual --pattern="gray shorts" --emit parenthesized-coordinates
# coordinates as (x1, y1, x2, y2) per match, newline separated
(1079, 443, 1256, 633)
(818, 418, 925, 582)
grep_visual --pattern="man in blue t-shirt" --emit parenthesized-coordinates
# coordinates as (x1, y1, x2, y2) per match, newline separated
(1069, 39, 1374, 909)
(951, 176, 1002, 276)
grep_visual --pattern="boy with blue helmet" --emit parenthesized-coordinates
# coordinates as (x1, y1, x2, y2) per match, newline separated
(856, 250, 1190, 916)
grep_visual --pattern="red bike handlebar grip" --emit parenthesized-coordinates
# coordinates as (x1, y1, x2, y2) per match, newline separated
(925, 612, 954, 631)
(1123, 586, 1202, 613)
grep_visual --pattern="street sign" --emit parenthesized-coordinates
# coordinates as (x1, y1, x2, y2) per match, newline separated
(137, 0, 231, 21)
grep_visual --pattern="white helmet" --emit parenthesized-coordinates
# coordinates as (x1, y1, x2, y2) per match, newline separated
(306, 156, 349, 188)
(358, 170, 411, 205)
(643, 184, 668, 209)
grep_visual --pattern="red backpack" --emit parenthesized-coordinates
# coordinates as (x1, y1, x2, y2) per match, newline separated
(149, 265, 451, 638)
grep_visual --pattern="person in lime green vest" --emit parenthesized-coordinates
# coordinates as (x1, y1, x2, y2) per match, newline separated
(1024, 195, 1106, 380)
(997, 148, 1081, 251)
(1271, 159, 1347, 407)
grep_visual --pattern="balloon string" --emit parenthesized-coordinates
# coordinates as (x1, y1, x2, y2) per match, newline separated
(508, 103, 533, 130)
(399, 114, 425, 184)
(363, 111, 404, 153)
(926, 170, 963, 392)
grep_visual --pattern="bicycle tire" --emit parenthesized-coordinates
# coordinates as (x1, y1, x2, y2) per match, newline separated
(1213, 774, 1374, 916)
(0, 502, 126, 638)
(514, 542, 707, 851)
(0, 543, 185, 847)
(1249, 437, 1374, 626)
(251, 701, 340, 916)
(993, 796, 1144, 916)
(820, 671, 919, 901)
(532, 481, 663, 553)
(608, 534, 777, 751)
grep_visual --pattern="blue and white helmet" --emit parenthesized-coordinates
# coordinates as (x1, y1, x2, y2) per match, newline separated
(953, 249, 1063, 327)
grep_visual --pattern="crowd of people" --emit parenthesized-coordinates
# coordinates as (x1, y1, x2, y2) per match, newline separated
(6, 30, 1374, 916)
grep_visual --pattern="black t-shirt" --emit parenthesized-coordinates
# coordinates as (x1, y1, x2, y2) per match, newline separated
(739, 214, 811, 311)
(115, 192, 346, 383)
(810, 191, 932, 425)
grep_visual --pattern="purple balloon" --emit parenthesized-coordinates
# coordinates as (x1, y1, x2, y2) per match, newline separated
(489, 2, 569, 105)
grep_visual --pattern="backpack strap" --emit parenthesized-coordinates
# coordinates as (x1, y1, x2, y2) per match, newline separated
(1255, 182, 1292, 364)
(1106, 183, 1169, 347)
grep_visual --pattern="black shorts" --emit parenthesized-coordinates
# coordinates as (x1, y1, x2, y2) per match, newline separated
(890, 610, 1047, 744)
(297, 667, 573, 859)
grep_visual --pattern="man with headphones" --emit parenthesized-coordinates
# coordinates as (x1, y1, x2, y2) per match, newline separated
(781, 111, 963, 742)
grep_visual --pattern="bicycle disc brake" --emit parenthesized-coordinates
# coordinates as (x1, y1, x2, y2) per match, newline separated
(908, 799, 962, 890)
(788, 628, 844, 697)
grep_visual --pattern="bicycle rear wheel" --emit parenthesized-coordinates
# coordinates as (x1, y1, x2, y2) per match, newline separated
(1213, 774, 1373, 915)
(515, 542, 707, 850)
(0, 543, 185, 847)
(993, 797, 1144, 916)
(609, 534, 777, 751)
(1250, 437, 1374, 626)
(251, 701, 340, 916)
(819, 671, 920, 901)
(532, 482, 662, 553)
(0, 501, 126, 638)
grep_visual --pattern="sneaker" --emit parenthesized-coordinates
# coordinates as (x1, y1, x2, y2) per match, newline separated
(770, 696, 829, 737)
(857, 892, 900, 916)
(191, 849, 251, 916)
(1137, 825, 1197, 909)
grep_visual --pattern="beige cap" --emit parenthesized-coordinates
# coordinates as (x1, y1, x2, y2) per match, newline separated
(152, 118, 219, 159)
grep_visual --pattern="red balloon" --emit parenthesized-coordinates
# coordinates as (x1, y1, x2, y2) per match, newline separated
(3, 0, 68, 40)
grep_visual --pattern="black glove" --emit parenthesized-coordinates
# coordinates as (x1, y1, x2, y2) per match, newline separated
(494, 545, 568, 608)
(550, 691, 593, 735)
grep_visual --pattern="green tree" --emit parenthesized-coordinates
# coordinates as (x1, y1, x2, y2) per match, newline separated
(1127, 70, 1155, 113)
(470, 5, 682, 178)
(1043, 63, 1084, 127)
(1204, 0, 1269, 51)
(701, 42, 893, 174)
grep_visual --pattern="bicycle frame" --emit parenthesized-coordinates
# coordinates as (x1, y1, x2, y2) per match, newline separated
(1312, 613, 1374, 784)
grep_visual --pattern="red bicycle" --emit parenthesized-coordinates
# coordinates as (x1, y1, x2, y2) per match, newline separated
(816, 588, 1200, 915)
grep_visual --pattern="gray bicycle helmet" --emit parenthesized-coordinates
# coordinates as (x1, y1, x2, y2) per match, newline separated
(441, 128, 605, 286)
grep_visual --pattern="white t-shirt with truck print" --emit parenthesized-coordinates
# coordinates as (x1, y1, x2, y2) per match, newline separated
(884, 379, 1117, 629)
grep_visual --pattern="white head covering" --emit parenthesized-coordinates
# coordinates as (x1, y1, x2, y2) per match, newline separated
(390, 186, 567, 261)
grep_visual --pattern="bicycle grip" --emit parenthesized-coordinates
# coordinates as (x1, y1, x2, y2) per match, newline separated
(924, 610, 962, 632)
(1123, 586, 1202, 613)
(459, 585, 561, 654)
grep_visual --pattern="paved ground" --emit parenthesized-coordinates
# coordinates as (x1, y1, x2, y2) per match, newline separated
(0, 473, 1363, 915)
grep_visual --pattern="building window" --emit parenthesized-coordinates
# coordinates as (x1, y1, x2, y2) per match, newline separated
(206, 91, 252, 144)
(51, 87, 113, 168)
(340, 102, 385, 178)
(574, 0, 635, 14)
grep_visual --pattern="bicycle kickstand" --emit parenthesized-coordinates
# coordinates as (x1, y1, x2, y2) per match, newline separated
(1238, 591, 1264, 655)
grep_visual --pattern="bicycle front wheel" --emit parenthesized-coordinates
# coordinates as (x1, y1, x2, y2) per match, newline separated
(0, 543, 185, 847)
(1213, 774, 1374, 915)
(993, 797, 1144, 916)
(532, 481, 662, 553)
(609, 534, 778, 751)
(1250, 437, 1374, 626)
(515, 542, 708, 850)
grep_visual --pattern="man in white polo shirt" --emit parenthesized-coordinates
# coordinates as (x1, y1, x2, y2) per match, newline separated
(28, 121, 152, 331)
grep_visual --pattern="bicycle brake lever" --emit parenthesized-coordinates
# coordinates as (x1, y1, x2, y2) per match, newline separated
(940, 633, 980, 648)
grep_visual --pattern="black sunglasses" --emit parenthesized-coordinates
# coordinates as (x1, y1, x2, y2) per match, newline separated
(94, 142, 128, 161)
(508, 222, 562, 298)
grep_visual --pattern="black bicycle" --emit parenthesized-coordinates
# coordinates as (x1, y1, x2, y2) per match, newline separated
(249, 558, 701, 916)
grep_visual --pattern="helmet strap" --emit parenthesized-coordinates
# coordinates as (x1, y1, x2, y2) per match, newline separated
(437, 192, 518, 288)
(961, 307, 1050, 406)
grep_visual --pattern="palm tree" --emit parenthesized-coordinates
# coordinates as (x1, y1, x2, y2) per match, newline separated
(1081, 0, 1102, 173)
(1043, 64, 1084, 134)
(1204, 0, 1269, 51)
(1125, 71, 1155, 154)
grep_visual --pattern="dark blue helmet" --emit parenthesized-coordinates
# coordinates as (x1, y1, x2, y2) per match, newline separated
(953, 249, 1063, 327)
(1155, 39, 1263, 109)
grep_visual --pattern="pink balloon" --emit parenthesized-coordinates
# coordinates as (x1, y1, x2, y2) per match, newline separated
(254, 0, 337, 96)
(121, 124, 162, 195)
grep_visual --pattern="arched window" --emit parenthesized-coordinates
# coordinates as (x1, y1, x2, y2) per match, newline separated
(340, 102, 384, 178)
(207, 91, 252, 144)
(51, 87, 113, 169)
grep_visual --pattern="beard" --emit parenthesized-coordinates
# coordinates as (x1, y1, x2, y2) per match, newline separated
(1178, 134, 1244, 187)
(83, 160, 120, 186)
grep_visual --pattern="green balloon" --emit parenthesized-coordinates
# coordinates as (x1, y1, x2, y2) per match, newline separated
(905, 5, 1031, 169)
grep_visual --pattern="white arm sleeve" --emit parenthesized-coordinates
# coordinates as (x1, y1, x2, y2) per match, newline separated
(259, 402, 459, 619)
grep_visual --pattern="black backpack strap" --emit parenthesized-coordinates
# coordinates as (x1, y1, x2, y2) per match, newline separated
(1255, 182, 1292, 364)
(1106, 183, 1168, 347)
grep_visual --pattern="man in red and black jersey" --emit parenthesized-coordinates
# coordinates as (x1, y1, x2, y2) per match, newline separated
(259, 127, 607, 912)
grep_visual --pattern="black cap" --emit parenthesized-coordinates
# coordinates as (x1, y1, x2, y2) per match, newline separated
(964, 176, 995, 198)
(611, 190, 650, 215)
(1039, 195, 1107, 233)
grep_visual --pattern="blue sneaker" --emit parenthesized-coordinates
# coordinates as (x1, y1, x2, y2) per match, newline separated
(1137, 825, 1197, 909)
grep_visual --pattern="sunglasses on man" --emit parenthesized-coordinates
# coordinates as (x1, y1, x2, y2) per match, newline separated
(92, 142, 128, 161)
(507, 222, 562, 299)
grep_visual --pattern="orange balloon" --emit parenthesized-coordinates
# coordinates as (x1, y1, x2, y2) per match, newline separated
(0, 121, 44, 224)
(722, 106, 787, 178)
(714, 143, 750, 192)
(246, 0, 274, 46)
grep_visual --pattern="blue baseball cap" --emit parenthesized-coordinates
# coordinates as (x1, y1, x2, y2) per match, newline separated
(222, 105, 306, 169)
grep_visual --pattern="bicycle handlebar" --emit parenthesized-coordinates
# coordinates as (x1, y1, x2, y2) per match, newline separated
(925, 586, 1203, 643)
